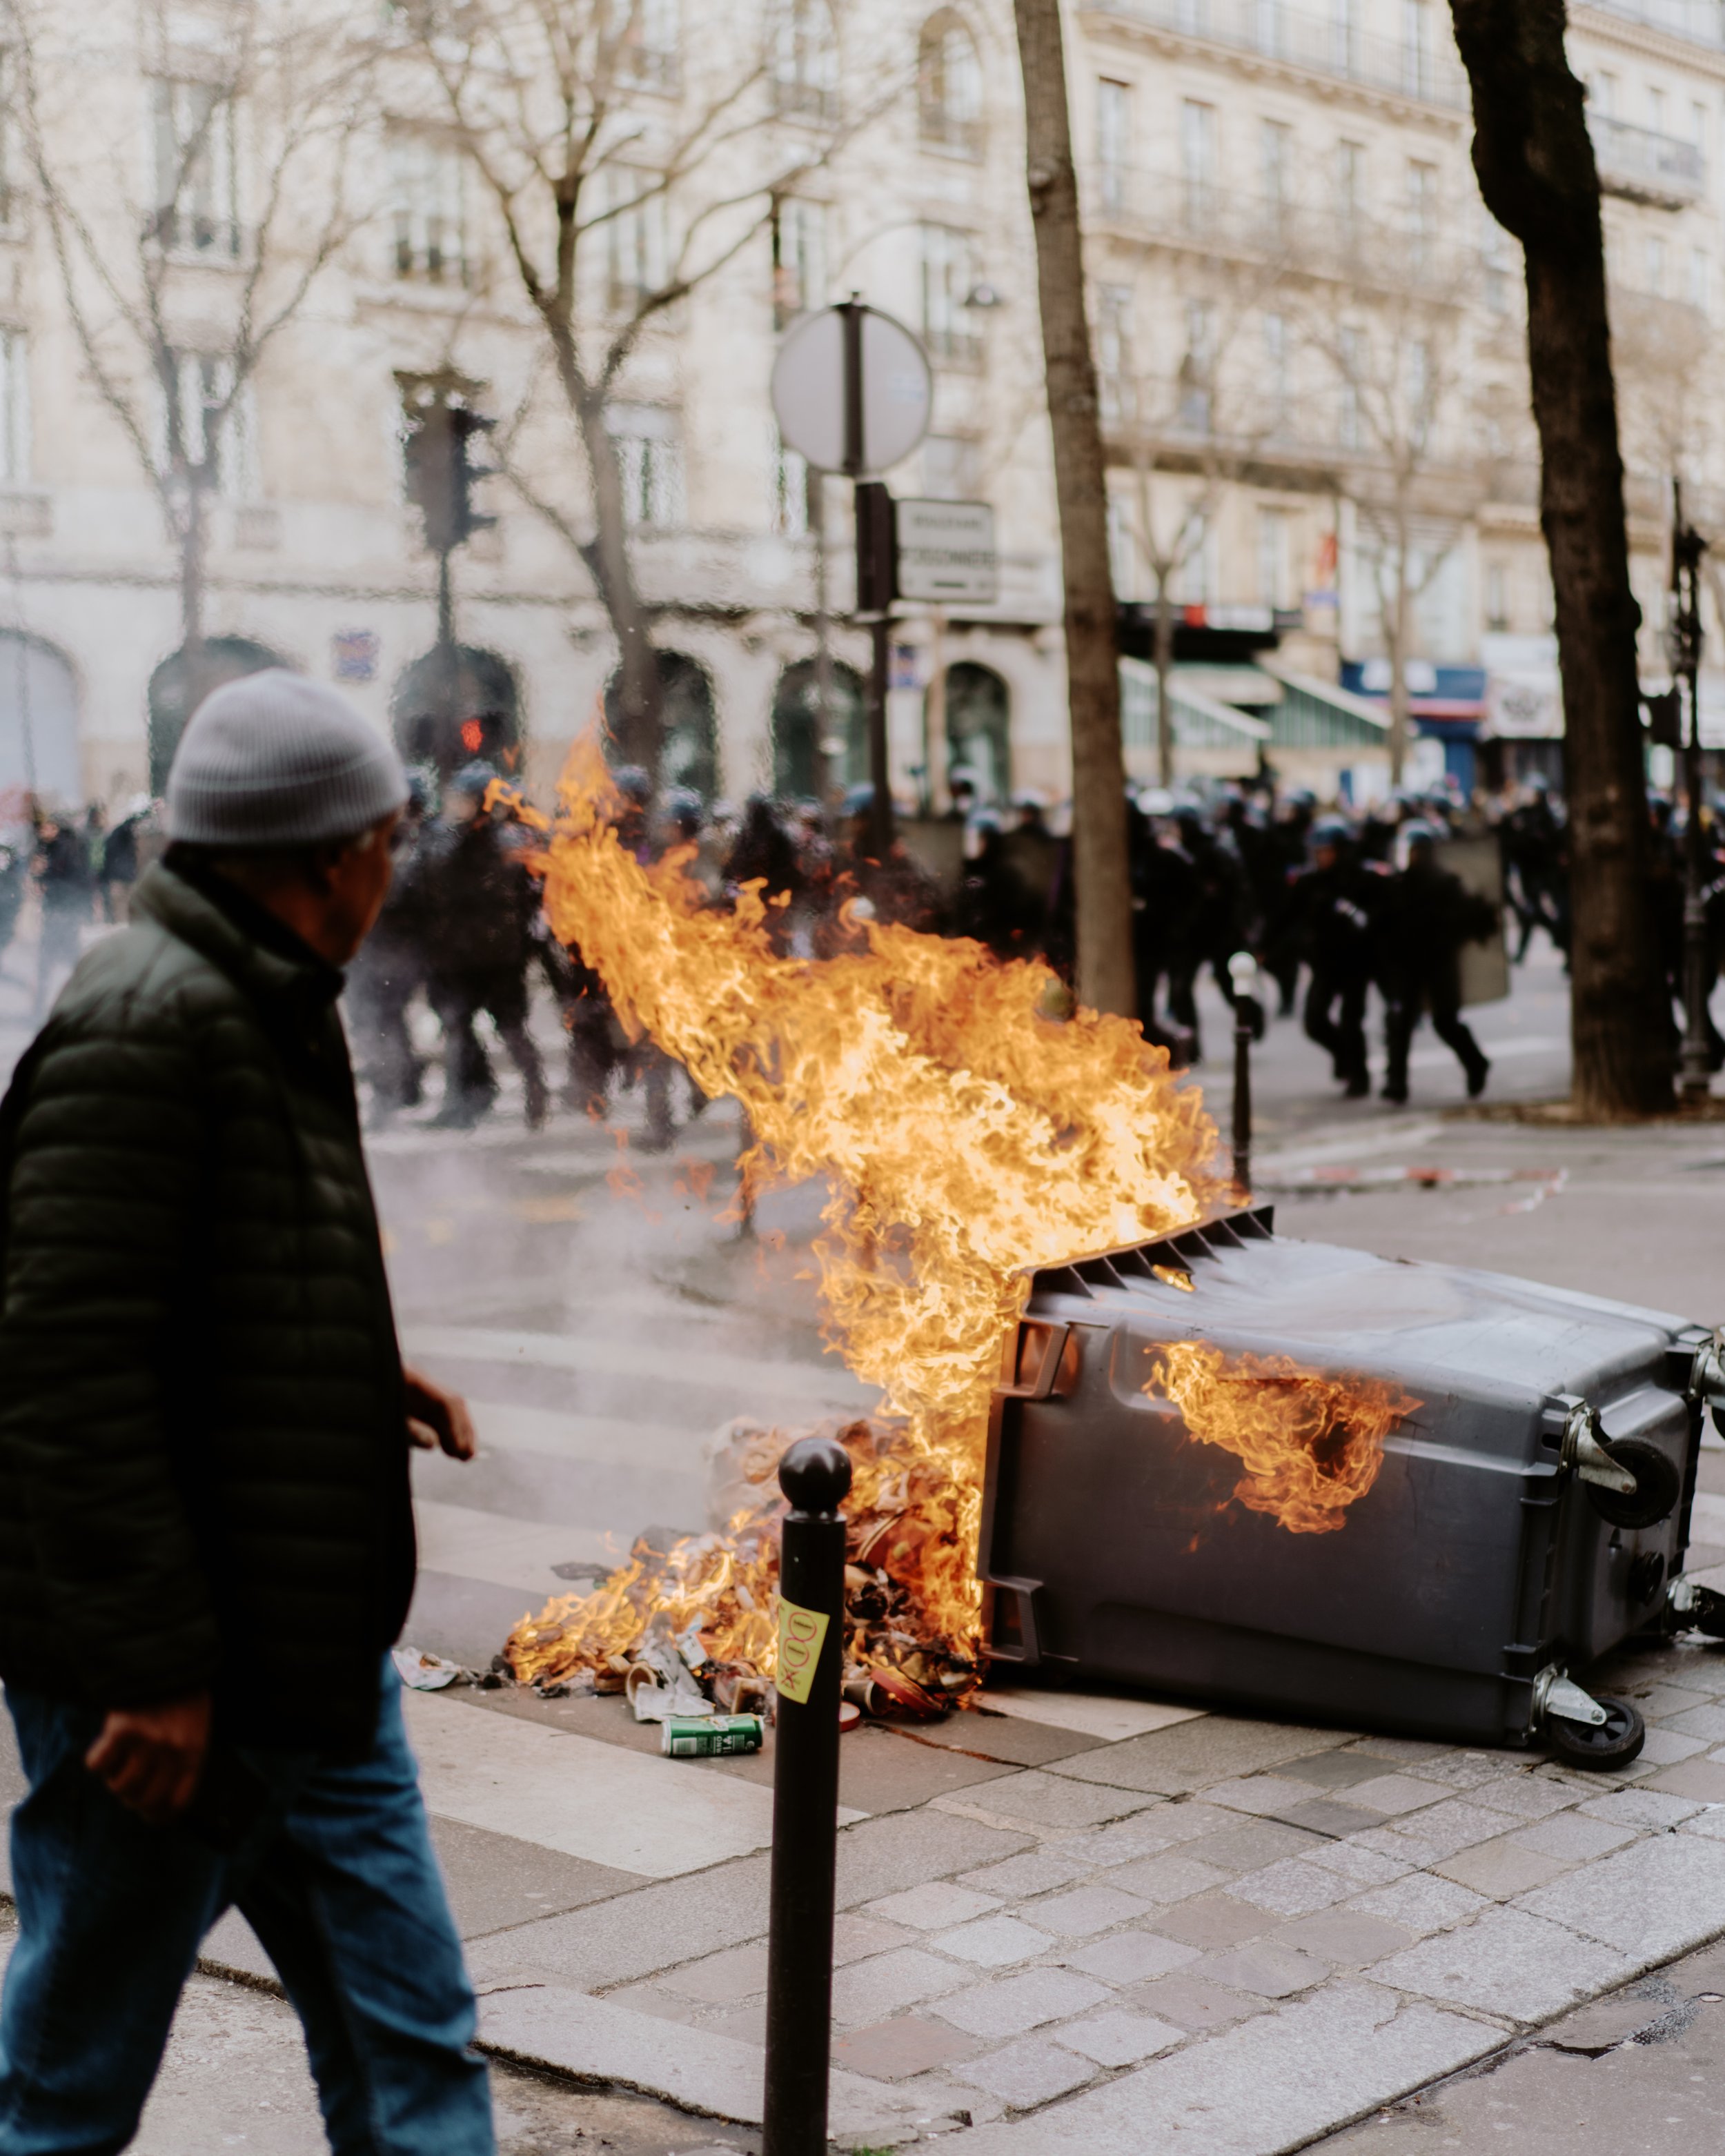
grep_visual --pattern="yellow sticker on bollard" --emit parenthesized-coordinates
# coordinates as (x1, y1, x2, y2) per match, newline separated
(776, 1596, 830, 1703)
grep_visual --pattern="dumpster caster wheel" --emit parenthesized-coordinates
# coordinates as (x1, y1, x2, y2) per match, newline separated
(1668, 1579, 1725, 1639)
(1545, 1696, 1645, 1769)
(1584, 1440, 1682, 1532)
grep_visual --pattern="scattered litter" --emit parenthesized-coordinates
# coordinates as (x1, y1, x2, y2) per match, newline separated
(392, 1646, 462, 1691)
(661, 1713, 765, 1758)
(502, 1416, 984, 1731)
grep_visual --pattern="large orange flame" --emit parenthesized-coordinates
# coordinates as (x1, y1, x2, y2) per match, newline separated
(1144, 1341, 1419, 1534)
(501, 738, 1399, 1692)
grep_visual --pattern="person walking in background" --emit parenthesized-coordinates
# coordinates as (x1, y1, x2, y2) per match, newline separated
(1377, 820, 1496, 1104)
(0, 670, 495, 2153)
(419, 760, 549, 1130)
(345, 766, 435, 1126)
(30, 804, 94, 1018)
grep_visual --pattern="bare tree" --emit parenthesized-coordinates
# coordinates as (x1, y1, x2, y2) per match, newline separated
(1107, 268, 1285, 787)
(7, 0, 372, 746)
(402, 0, 898, 780)
(1012, 0, 1134, 1018)
(1299, 250, 1493, 786)
(1448, 0, 1672, 1118)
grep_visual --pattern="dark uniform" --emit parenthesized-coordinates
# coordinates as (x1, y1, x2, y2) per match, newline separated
(1377, 823, 1495, 1102)
(1290, 818, 1378, 1098)
(420, 765, 549, 1129)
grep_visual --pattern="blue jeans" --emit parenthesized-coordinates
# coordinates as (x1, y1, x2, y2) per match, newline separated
(0, 1660, 493, 2155)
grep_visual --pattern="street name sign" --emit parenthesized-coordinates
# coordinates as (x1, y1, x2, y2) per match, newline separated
(894, 498, 998, 605)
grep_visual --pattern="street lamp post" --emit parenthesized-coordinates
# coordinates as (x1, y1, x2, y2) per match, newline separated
(1670, 483, 1711, 1103)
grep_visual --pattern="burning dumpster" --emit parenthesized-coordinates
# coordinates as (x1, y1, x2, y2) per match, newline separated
(979, 1205, 1722, 1767)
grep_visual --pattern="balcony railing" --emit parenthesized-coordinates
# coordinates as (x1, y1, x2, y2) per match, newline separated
(1086, 0, 1469, 110)
(1087, 166, 1478, 293)
(1580, 0, 1725, 44)
(1588, 112, 1706, 206)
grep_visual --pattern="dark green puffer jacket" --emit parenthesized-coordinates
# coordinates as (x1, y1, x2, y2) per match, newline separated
(0, 861, 415, 1754)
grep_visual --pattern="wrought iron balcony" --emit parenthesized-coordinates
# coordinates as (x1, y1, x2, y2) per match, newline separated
(1588, 112, 1706, 207)
(1085, 0, 1469, 110)
(1579, 0, 1725, 44)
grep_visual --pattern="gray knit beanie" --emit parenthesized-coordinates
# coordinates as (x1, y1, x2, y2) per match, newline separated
(166, 669, 408, 847)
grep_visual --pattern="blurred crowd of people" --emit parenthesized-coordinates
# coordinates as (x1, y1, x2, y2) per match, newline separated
(339, 760, 1559, 1131)
(21, 753, 1725, 1126)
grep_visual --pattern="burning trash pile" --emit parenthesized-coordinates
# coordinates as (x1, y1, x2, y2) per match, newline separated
(497, 737, 1401, 1725)
(507, 1415, 984, 1721)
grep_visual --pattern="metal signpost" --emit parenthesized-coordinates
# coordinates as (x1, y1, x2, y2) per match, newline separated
(771, 299, 933, 858)
(1669, 482, 1711, 1105)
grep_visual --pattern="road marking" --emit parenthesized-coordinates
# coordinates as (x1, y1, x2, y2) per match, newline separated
(402, 1689, 860, 1876)
(402, 1323, 873, 1406)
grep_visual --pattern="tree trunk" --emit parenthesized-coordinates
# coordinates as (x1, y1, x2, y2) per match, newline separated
(179, 482, 210, 722)
(1448, 0, 1673, 1116)
(1154, 570, 1175, 790)
(1388, 519, 1412, 787)
(1012, 0, 1136, 1018)
(548, 323, 664, 784)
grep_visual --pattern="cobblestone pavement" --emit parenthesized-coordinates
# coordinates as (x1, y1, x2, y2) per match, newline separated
(6, 928, 1725, 2149)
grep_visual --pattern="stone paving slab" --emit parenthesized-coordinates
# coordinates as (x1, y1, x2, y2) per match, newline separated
(946, 1981, 1501, 2155)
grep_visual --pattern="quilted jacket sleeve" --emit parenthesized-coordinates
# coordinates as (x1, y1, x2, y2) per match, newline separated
(0, 987, 221, 1706)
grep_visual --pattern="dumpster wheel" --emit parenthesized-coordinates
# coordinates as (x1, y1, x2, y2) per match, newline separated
(1583, 1439, 1682, 1532)
(1544, 1695, 1646, 1769)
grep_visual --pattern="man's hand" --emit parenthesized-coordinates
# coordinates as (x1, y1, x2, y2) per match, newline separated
(404, 1365, 477, 1460)
(85, 1692, 212, 1825)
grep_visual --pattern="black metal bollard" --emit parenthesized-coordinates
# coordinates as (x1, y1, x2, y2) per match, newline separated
(1228, 951, 1257, 1198)
(762, 1434, 853, 2156)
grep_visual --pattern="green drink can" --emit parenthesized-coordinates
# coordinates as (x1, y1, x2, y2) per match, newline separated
(660, 1714, 765, 1758)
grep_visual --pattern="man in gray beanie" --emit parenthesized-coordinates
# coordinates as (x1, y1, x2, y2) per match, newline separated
(0, 671, 496, 2151)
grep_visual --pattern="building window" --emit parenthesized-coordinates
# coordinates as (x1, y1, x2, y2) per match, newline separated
(1096, 78, 1130, 212)
(1402, 0, 1433, 99)
(1096, 284, 1133, 427)
(1173, 507, 1212, 605)
(1486, 560, 1508, 633)
(923, 433, 980, 499)
(772, 196, 826, 325)
(920, 224, 980, 364)
(605, 170, 669, 315)
(0, 330, 29, 488)
(1591, 70, 1617, 117)
(1331, 0, 1358, 72)
(1178, 299, 1214, 431)
(1260, 119, 1291, 240)
(1647, 235, 1666, 295)
(160, 352, 255, 498)
(769, 0, 838, 124)
(1107, 491, 1135, 597)
(613, 0, 682, 92)
(1338, 324, 1364, 450)
(1181, 100, 1216, 233)
(1646, 85, 1667, 135)
(607, 404, 684, 527)
(1482, 215, 1512, 314)
(388, 134, 469, 286)
(1262, 311, 1288, 434)
(919, 12, 983, 159)
(1406, 159, 1436, 277)
(1337, 139, 1363, 244)
(1690, 246, 1711, 315)
(771, 428, 808, 536)
(1257, 507, 1291, 611)
(150, 78, 239, 257)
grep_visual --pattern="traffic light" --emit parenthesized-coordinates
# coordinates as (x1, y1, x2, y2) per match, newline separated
(402, 390, 496, 555)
